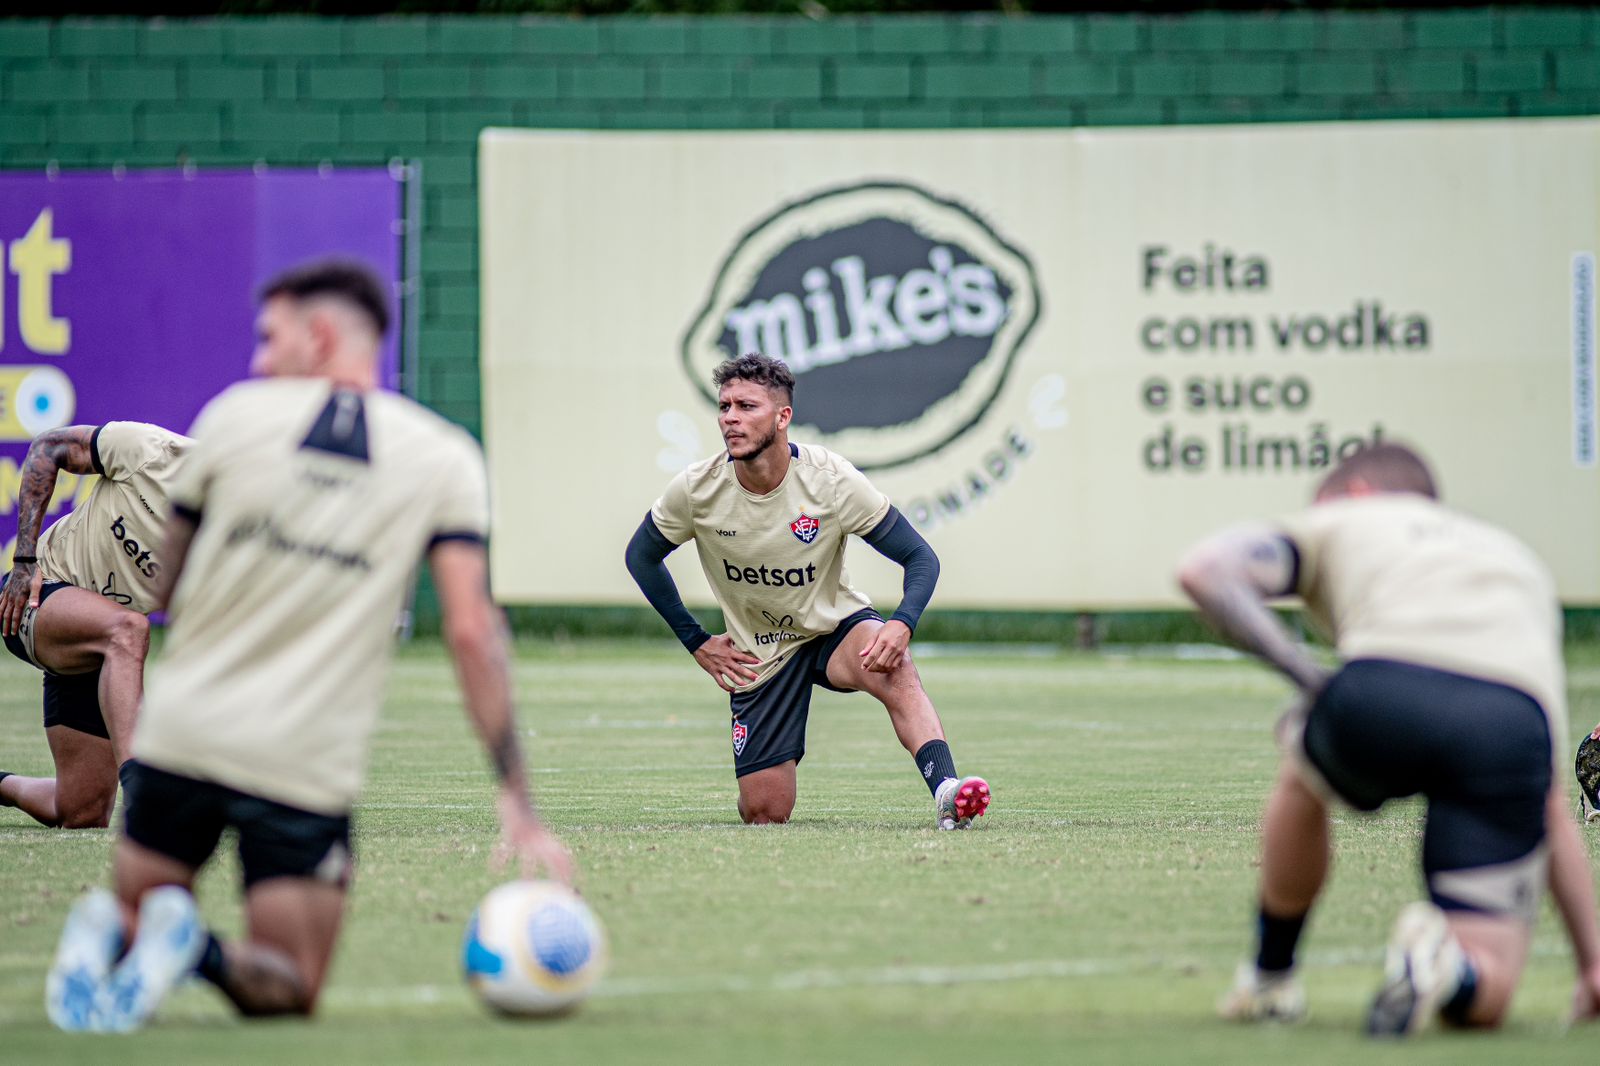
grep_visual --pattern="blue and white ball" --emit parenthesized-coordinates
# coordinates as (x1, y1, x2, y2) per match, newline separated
(462, 880, 607, 1016)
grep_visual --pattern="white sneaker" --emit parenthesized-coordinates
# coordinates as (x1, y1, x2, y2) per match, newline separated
(1366, 901, 1464, 1037)
(46, 889, 124, 1032)
(98, 886, 206, 1033)
(1217, 961, 1307, 1023)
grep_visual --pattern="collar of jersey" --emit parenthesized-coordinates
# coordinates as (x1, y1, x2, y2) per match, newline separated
(725, 442, 800, 500)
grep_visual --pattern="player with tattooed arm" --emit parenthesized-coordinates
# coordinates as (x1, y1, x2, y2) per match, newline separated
(0, 420, 189, 828)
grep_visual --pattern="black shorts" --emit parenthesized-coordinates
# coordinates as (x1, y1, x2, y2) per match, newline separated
(729, 607, 881, 777)
(121, 761, 354, 890)
(1296, 658, 1553, 918)
(0, 574, 109, 740)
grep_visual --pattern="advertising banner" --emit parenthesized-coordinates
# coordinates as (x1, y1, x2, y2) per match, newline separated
(0, 169, 403, 555)
(480, 120, 1600, 608)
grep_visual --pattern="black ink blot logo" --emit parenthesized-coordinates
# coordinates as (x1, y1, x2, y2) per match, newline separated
(682, 181, 1041, 471)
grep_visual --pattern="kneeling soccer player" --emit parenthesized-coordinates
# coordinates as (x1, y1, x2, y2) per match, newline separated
(625, 352, 989, 829)
(46, 258, 572, 1032)
(0, 420, 190, 828)
(1178, 443, 1600, 1035)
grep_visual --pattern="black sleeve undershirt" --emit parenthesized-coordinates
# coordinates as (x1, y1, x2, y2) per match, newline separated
(624, 513, 711, 654)
(1278, 533, 1303, 598)
(862, 506, 940, 634)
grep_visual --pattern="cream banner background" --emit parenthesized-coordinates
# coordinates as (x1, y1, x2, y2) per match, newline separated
(480, 120, 1600, 609)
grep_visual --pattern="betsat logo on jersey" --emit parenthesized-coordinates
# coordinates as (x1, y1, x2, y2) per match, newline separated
(682, 181, 1041, 472)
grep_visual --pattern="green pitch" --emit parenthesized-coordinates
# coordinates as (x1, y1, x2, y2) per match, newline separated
(2, 640, 1597, 1065)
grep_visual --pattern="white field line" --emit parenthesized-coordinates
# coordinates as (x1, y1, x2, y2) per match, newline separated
(307, 939, 1579, 1010)
(0, 942, 1576, 1025)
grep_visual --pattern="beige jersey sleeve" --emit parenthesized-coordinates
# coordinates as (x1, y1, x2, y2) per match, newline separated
(1275, 507, 1328, 600)
(430, 432, 490, 543)
(93, 422, 170, 481)
(165, 389, 238, 516)
(833, 458, 892, 537)
(650, 471, 696, 545)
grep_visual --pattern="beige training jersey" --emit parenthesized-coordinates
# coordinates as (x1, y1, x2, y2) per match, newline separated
(37, 422, 191, 615)
(652, 443, 892, 693)
(135, 378, 489, 815)
(1278, 493, 1567, 753)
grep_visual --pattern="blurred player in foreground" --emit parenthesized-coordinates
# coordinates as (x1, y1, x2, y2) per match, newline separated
(0, 420, 189, 828)
(625, 353, 989, 830)
(1178, 443, 1600, 1036)
(46, 259, 572, 1032)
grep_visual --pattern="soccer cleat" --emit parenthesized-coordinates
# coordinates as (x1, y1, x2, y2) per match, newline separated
(98, 886, 206, 1033)
(1365, 901, 1464, 1038)
(1217, 962, 1307, 1024)
(46, 888, 124, 1033)
(934, 775, 991, 830)
(1577, 735, 1600, 823)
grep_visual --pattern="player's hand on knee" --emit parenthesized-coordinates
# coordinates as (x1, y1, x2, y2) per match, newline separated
(692, 635, 760, 692)
(0, 561, 39, 637)
(859, 620, 912, 674)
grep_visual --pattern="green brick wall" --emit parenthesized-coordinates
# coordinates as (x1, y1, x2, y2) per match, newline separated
(2, 10, 1598, 436)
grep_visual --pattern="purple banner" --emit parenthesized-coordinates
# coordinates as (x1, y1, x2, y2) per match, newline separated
(0, 168, 403, 553)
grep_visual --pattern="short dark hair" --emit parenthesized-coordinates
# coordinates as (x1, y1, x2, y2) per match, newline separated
(258, 257, 390, 338)
(712, 352, 794, 405)
(1316, 442, 1438, 500)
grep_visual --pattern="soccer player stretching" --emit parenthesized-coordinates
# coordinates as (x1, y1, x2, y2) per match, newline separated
(1179, 443, 1600, 1035)
(0, 421, 189, 828)
(625, 353, 989, 830)
(46, 259, 571, 1031)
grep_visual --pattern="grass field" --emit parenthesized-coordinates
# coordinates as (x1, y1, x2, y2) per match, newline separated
(2, 638, 1599, 1064)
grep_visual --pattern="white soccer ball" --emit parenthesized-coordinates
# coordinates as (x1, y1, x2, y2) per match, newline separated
(461, 880, 608, 1016)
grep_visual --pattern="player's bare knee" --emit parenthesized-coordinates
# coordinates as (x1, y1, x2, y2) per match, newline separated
(58, 802, 112, 830)
(739, 792, 794, 824)
(105, 611, 150, 660)
(1447, 997, 1508, 1030)
(237, 992, 314, 1019)
(887, 660, 923, 694)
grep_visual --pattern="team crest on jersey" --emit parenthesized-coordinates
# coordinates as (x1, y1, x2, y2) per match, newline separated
(790, 513, 821, 544)
(732, 720, 750, 756)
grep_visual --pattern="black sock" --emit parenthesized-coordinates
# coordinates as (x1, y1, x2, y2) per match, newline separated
(913, 740, 957, 797)
(117, 760, 136, 791)
(195, 932, 227, 988)
(0, 770, 12, 805)
(1439, 956, 1479, 1026)
(1256, 905, 1308, 973)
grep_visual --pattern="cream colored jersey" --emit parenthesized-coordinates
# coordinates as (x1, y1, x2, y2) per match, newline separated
(36, 422, 191, 615)
(135, 378, 489, 816)
(1278, 494, 1567, 753)
(652, 443, 891, 692)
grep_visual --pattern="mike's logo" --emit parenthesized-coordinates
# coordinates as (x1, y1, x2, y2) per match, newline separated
(683, 181, 1041, 471)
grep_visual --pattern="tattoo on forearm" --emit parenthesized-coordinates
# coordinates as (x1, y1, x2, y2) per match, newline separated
(15, 427, 94, 558)
(489, 721, 524, 786)
(15, 451, 60, 558)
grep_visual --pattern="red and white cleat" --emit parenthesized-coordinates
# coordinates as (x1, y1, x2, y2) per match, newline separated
(934, 775, 991, 830)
